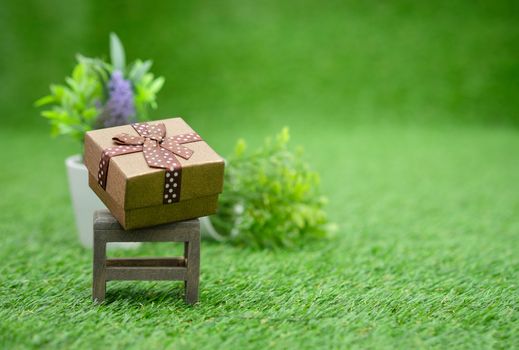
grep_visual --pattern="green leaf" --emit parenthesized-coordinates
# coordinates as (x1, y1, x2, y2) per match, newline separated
(82, 107, 98, 121)
(277, 127, 290, 145)
(149, 76, 165, 94)
(50, 85, 66, 100)
(140, 72, 153, 85)
(72, 63, 85, 81)
(211, 128, 332, 249)
(129, 60, 153, 83)
(110, 32, 126, 71)
(76, 54, 111, 82)
(65, 77, 80, 92)
(36, 32, 164, 142)
(41, 110, 80, 124)
(234, 139, 247, 157)
(34, 95, 55, 107)
(41, 110, 61, 120)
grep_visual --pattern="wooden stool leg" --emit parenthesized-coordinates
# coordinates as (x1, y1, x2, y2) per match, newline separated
(183, 241, 189, 296)
(184, 233, 200, 304)
(93, 232, 107, 303)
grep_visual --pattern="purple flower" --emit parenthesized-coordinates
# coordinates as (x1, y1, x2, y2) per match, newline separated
(100, 70, 136, 127)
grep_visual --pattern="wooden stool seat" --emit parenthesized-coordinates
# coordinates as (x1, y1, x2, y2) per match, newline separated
(92, 210, 200, 304)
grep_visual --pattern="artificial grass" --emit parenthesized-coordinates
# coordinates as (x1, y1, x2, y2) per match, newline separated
(0, 126, 518, 349)
(1, 0, 518, 348)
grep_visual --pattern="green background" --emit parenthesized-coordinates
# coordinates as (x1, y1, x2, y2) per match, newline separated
(0, 1, 518, 348)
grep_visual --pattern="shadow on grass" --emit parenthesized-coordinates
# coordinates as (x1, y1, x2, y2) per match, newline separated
(103, 281, 193, 307)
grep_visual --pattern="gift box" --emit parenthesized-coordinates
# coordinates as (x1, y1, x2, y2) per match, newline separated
(84, 117, 225, 229)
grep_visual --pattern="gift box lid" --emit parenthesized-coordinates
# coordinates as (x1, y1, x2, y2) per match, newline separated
(84, 117, 225, 210)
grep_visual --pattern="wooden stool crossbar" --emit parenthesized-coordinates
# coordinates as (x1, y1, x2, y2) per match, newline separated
(93, 210, 200, 304)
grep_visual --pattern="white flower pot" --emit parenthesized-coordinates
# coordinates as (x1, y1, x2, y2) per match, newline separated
(200, 201, 244, 242)
(200, 216, 225, 241)
(65, 155, 139, 249)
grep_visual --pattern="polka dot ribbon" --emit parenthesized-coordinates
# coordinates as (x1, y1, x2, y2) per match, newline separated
(97, 122, 203, 204)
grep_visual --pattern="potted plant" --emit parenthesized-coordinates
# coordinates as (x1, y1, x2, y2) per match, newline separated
(203, 128, 335, 249)
(36, 33, 165, 248)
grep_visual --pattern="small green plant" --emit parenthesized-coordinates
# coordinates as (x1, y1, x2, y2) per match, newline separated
(35, 33, 164, 144)
(210, 128, 334, 249)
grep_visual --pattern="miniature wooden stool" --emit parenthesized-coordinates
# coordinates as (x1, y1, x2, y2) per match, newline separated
(92, 210, 200, 304)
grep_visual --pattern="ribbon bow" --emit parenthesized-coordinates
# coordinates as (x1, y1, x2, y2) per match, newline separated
(97, 122, 203, 204)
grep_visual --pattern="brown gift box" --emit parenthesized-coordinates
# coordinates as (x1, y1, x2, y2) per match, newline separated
(84, 117, 225, 229)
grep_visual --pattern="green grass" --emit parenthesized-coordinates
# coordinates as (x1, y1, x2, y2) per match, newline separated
(1, 0, 518, 348)
(0, 126, 518, 349)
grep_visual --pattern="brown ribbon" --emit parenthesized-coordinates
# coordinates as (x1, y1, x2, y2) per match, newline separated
(97, 122, 202, 204)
